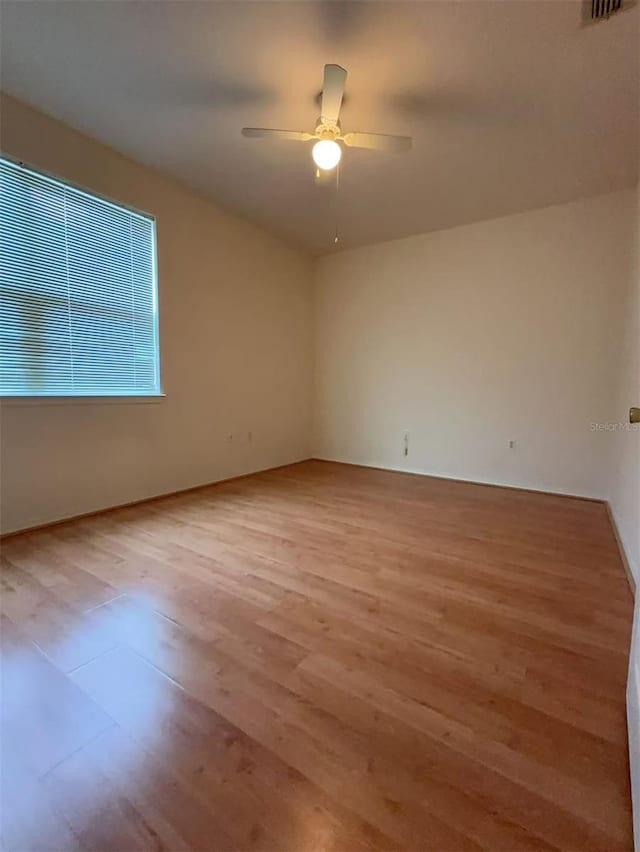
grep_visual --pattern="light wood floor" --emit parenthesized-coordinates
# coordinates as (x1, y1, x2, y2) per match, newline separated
(0, 460, 634, 851)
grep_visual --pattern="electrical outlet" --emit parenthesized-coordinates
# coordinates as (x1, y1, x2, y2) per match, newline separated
(403, 430, 409, 457)
(509, 440, 516, 449)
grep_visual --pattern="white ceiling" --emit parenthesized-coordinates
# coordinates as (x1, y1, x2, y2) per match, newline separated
(1, 1, 638, 254)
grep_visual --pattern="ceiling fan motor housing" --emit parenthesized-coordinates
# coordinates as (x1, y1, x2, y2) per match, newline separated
(315, 122, 341, 140)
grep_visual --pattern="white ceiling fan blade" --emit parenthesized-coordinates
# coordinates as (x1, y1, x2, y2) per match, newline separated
(241, 128, 313, 141)
(342, 132, 412, 152)
(320, 64, 347, 126)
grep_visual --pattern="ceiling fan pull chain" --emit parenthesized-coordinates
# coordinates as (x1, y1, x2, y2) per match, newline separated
(334, 161, 340, 244)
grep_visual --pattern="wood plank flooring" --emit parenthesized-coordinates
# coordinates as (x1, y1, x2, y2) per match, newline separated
(0, 459, 634, 851)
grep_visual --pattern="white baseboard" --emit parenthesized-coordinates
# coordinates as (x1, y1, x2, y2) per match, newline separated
(606, 503, 637, 597)
(604, 505, 640, 851)
(312, 455, 606, 502)
(629, 603, 640, 852)
(0, 455, 313, 538)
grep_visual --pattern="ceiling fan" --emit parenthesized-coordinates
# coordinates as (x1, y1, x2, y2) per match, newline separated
(241, 64, 412, 173)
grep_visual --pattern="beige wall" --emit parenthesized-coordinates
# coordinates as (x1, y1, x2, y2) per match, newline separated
(615, 182, 640, 851)
(314, 189, 637, 501)
(609, 182, 640, 585)
(0, 94, 314, 534)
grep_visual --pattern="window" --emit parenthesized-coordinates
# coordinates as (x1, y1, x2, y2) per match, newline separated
(0, 157, 160, 397)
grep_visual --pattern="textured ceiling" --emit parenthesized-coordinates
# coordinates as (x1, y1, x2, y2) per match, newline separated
(1, 0, 638, 254)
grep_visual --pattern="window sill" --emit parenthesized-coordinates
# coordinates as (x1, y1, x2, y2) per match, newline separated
(0, 394, 166, 408)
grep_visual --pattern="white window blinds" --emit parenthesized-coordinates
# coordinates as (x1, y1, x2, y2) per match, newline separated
(0, 157, 160, 396)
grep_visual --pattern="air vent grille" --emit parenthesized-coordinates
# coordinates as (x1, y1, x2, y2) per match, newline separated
(590, 0, 623, 18)
(583, 0, 636, 23)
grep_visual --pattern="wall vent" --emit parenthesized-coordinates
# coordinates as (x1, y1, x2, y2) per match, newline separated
(584, 0, 636, 21)
(592, 0, 622, 18)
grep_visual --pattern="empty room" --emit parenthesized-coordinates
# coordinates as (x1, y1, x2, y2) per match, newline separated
(0, 1, 639, 850)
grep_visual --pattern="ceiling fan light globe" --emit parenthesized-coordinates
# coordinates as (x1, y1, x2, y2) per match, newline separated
(312, 139, 342, 171)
